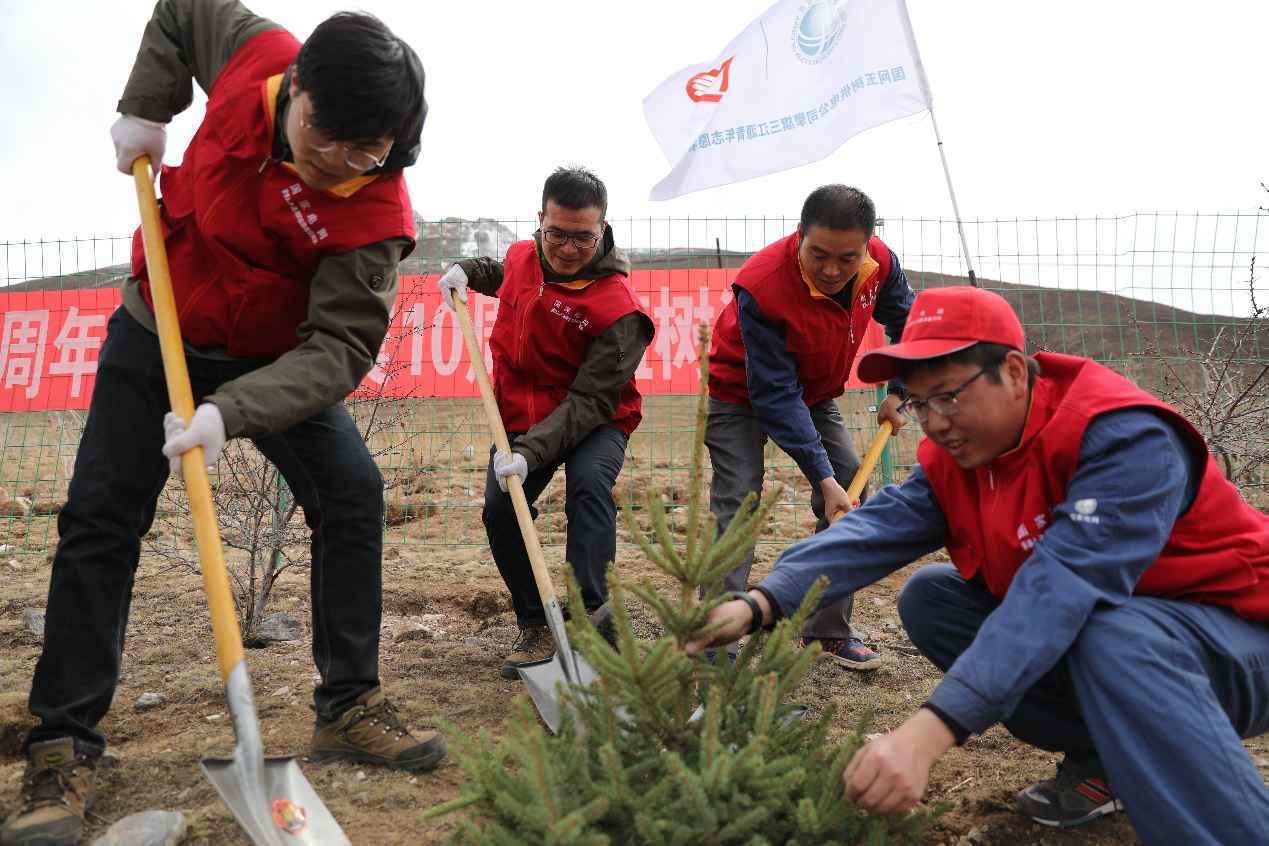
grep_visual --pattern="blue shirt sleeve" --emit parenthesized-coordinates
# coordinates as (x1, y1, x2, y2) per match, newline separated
(758, 465, 948, 616)
(737, 288, 835, 483)
(926, 408, 1201, 735)
(872, 249, 915, 396)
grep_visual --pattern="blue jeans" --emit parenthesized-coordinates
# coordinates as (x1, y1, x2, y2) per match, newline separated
(27, 308, 386, 756)
(899, 563, 1269, 846)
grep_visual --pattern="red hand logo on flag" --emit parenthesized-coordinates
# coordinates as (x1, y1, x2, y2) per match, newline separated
(685, 57, 734, 103)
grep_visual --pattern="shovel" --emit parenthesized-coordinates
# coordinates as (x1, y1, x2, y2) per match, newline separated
(830, 420, 894, 524)
(131, 157, 348, 846)
(448, 288, 597, 733)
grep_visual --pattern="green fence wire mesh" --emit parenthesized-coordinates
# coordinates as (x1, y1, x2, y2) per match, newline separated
(1, 212, 1265, 564)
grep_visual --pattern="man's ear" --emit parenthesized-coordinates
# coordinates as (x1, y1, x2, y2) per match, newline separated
(1005, 351, 1030, 397)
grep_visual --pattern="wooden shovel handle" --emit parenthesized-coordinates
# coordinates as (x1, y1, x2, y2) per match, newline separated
(831, 420, 894, 524)
(449, 292, 559, 606)
(132, 157, 244, 680)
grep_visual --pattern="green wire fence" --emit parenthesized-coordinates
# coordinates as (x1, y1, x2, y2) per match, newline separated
(1, 212, 1265, 561)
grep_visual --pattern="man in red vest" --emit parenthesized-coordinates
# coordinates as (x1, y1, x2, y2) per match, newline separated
(3, 4, 441, 844)
(706, 185, 913, 668)
(688, 286, 1269, 844)
(438, 167, 654, 680)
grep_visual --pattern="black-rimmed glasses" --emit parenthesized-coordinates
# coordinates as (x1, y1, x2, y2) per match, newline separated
(897, 368, 988, 423)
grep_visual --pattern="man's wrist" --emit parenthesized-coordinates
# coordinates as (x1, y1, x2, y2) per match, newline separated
(747, 586, 779, 628)
(906, 707, 958, 761)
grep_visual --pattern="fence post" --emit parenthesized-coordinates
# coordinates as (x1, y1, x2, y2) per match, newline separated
(873, 385, 894, 487)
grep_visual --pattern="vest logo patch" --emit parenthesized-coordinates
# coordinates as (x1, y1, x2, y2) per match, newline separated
(1071, 498, 1101, 524)
(281, 183, 328, 245)
(549, 299, 590, 331)
(1017, 512, 1049, 551)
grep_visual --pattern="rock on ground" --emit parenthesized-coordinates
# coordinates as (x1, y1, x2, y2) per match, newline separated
(91, 810, 186, 846)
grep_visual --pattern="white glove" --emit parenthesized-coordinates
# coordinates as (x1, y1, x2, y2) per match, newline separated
(438, 264, 469, 310)
(110, 115, 167, 177)
(493, 448, 528, 492)
(162, 403, 227, 479)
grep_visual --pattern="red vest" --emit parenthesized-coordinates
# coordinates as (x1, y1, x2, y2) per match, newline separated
(130, 30, 416, 359)
(489, 240, 651, 436)
(920, 353, 1269, 622)
(709, 233, 892, 406)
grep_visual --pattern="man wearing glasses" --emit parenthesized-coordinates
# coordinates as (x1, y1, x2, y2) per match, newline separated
(4, 3, 437, 843)
(688, 286, 1269, 843)
(438, 167, 654, 680)
(705, 184, 915, 669)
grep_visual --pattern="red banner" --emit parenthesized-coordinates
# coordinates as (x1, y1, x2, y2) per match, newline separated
(0, 271, 884, 412)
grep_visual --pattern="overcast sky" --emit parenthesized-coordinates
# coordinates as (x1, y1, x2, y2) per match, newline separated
(1, 0, 1265, 243)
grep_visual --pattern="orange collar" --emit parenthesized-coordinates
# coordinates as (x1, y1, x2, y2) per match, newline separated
(262, 74, 379, 199)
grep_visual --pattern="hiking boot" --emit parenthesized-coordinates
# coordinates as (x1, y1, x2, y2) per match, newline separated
(801, 635, 883, 671)
(500, 624, 554, 680)
(1, 738, 95, 846)
(310, 688, 446, 772)
(1016, 755, 1122, 828)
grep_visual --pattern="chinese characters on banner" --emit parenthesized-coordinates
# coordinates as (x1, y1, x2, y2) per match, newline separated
(0, 271, 885, 412)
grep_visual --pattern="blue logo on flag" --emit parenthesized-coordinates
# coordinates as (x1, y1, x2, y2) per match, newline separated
(791, 1, 848, 64)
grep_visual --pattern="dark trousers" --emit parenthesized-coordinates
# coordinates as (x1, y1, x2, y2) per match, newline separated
(705, 397, 862, 639)
(26, 308, 384, 756)
(900, 563, 1269, 846)
(482, 425, 628, 627)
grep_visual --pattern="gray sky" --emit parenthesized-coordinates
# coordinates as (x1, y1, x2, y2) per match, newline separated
(1, 0, 1265, 239)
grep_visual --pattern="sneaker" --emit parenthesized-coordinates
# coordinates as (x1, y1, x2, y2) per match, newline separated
(801, 636, 883, 671)
(1015, 756, 1122, 828)
(500, 624, 554, 680)
(586, 605, 618, 650)
(1, 738, 95, 846)
(310, 688, 446, 773)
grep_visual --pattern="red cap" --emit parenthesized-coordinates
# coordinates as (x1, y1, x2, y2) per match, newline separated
(857, 286, 1025, 383)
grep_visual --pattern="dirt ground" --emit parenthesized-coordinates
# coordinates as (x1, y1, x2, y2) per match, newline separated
(2, 471, 1269, 845)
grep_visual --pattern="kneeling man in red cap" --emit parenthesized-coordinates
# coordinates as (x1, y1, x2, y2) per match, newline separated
(688, 286, 1269, 844)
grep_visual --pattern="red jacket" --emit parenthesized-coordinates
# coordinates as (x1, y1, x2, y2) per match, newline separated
(921, 352, 1269, 622)
(709, 233, 892, 406)
(490, 241, 651, 436)
(129, 30, 416, 359)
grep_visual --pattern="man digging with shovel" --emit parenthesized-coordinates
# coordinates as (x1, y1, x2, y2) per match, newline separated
(3, 3, 442, 844)
(438, 167, 654, 682)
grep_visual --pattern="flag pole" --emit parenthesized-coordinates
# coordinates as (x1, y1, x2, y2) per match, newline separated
(928, 104, 978, 287)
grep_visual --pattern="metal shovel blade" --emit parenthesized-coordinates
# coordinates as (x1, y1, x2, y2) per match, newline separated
(518, 651, 599, 733)
(201, 663, 350, 845)
(202, 755, 349, 846)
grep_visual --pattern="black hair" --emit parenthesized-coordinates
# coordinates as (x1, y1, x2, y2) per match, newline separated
(799, 184, 876, 239)
(295, 12, 426, 170)
(541, 166, 608, 218)
(900, 342, 1040, 384)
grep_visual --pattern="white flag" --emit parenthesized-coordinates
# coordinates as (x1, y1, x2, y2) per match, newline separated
(644, 0, 932, 200)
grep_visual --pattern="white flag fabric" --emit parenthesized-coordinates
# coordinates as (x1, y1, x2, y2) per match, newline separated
(644, 0, 932, 200)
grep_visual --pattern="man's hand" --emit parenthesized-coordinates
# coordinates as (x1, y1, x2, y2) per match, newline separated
(877, 393, 908, 432)
(438, 264, 469, 310)
(821, 476, 854, 524)
(493, 448, 528, 492)
(684, 591, 772, 656)
(161, 403, 226, 479)
(843, 709, 955, 815)
(111, 115, 167, 177)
